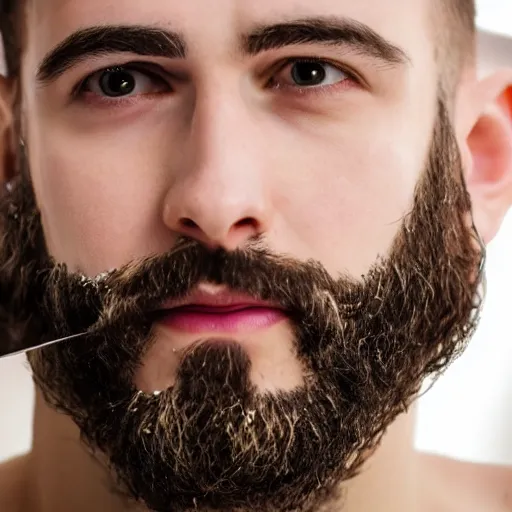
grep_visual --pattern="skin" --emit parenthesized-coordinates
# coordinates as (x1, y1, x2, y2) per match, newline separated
(0, 0, 511, 510)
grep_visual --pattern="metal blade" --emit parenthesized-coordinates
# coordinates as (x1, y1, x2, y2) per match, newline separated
(0, 332, 88, 359)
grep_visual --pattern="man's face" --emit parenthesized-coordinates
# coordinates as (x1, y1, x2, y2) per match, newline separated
(0, 0, 487, 510)
(23, 0, 442, 390)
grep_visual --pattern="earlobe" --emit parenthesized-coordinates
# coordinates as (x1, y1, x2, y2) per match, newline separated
(463, 72, 512, 244)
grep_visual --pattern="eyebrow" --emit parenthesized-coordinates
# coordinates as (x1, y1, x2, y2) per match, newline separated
(37, 16, 411, 85)
(37, 26, 187, 84)
(242, 17, 410, 65)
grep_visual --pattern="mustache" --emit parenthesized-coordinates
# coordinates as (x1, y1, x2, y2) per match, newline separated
(40, 237, 346, 341)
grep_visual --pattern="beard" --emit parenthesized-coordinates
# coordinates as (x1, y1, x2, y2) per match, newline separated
(0, 98, 485, 512)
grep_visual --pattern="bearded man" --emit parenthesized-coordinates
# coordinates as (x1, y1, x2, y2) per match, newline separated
(0, 0, 511, 511)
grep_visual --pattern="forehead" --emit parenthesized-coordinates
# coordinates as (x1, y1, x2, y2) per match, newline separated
(27, 0, 434, 65)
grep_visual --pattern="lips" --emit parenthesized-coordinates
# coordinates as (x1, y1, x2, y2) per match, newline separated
(153, 287, 287, 334)
(158, 288, 279, 310)
(168, 304, 266, 313)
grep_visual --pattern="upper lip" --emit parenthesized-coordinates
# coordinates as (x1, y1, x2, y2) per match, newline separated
(158, 288, 281, 311)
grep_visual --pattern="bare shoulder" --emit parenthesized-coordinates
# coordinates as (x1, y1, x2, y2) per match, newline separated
(418, 452, 512, 512)
(0, 454, 32, 512)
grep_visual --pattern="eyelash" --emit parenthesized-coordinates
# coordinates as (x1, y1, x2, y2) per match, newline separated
(73, 64, 169, 107)
(73, 58, 359, 107)
(269, 58, 358, 97)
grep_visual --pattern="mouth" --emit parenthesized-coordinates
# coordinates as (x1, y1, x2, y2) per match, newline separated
(152, 286, 288, 334)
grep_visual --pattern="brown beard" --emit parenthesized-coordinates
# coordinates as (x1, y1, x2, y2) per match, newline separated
(0, 99, 485, 512)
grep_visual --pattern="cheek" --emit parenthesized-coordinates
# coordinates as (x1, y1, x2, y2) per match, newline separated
(272, 137, 420, 277)
(28, 126, 172, 275)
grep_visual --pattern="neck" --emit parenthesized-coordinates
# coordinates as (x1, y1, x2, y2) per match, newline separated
(27, 389, 419, 512)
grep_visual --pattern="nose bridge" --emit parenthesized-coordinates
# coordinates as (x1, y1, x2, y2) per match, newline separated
(163, 82, 272, 248)
(188, 84, 263, 204)
(191, 81, 253, 181)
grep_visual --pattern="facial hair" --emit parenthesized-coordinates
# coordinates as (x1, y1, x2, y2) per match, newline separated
(0, 99, 485, 512)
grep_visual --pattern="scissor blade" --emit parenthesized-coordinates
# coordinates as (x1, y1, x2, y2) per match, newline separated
(0, 332, 87, 359)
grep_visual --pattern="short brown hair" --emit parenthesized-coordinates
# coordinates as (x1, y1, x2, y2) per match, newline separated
(436, 0, 477, 91)
(0, 0, 476, 86)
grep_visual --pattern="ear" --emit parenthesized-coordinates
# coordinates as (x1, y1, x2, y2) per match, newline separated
(456, 69, 512, 244)
(0, 74, 16, 185)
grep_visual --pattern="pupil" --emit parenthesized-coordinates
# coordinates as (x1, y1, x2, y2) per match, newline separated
(291, 62, 326, 86)
(100, 70, 136, 97)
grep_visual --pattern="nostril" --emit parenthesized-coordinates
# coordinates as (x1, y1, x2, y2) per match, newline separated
(180, 218, 198, 229)
(235, 217, 256, 228)
(175, 216, 260, 245)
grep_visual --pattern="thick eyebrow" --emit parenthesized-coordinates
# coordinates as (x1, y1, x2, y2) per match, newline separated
(242, 16, 411, 66)
(37, 17, 410, 86)
(37, 26, 187, 84)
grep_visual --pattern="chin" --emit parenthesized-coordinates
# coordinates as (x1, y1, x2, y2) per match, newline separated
(134, 321, 305, 394)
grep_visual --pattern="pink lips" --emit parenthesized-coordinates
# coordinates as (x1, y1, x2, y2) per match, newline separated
(155, 289, 287, 334)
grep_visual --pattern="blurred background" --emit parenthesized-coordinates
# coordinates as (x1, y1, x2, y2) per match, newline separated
(0, 1, 511, 465)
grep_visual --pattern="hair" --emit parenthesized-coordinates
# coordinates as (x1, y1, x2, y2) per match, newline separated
(0, 0, 476, 86)
(0, 0, 19, 77)
(436, 0, 477, 91)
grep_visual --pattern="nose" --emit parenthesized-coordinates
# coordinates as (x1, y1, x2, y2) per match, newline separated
(162, 93, 272, 250)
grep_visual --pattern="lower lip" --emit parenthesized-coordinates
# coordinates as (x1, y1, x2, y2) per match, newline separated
(157, 306, 287, 334)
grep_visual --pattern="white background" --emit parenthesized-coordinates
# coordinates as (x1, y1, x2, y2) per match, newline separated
(476, 0, 512, 38)
(0, 1, 511, 465)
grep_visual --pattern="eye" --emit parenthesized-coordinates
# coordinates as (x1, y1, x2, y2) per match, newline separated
(271, 59, 350, 90)
(80, 66, 169, 98)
